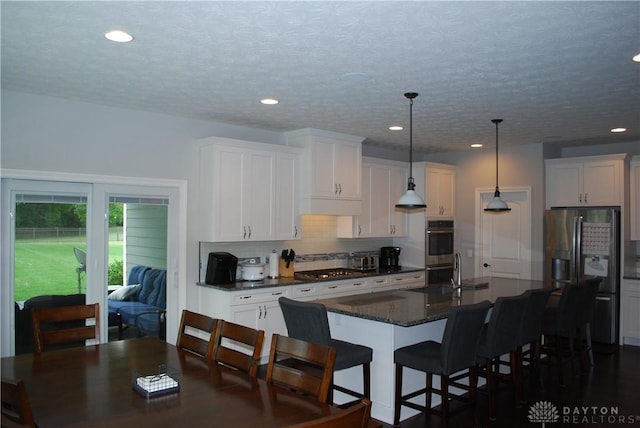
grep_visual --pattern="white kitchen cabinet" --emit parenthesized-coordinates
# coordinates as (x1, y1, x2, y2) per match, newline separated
(337, 160, 408, 238)
(630, 157, 640, 240)
(621, 278, 640, 345)
(285, 128, 364, 215)
(200, 286, 290, 362)
(545, 154, 627, 208)
(425, 162, 456, 218)
(199, 138, 301, 242)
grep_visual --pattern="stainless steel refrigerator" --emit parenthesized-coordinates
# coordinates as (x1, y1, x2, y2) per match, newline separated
(544, 207, 620, 345)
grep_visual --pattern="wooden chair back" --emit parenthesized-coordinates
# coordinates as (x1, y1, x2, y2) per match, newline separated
(176, 310, 218, 359)
(265, 334, 336, 404)
(211, 320, 265, 377)
(1, 378, 37, 428)
(31, 303, 100, 355)
(287, 398, 372, 428)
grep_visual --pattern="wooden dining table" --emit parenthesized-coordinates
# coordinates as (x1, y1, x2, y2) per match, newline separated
(1, 337, 340, 427)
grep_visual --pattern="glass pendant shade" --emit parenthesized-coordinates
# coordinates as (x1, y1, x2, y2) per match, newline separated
(484, 119, 511, 212)
(396, 92, 426, 209)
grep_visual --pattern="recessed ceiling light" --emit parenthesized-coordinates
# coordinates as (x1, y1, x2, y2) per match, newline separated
(633, 53, 640, 62)
(339, 72, 372, 83)
(471, 143, 483, 148)
(389, 126, 403, 131)
(260, 98, 279, 105)
(611, 127, 627, 133)
(105, 30, 133, 43)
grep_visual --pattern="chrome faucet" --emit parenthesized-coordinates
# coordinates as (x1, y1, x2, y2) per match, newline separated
(453, 251, 462, 286)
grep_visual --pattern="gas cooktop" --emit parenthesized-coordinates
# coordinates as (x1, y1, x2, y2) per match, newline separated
(294, 268, 367, 282)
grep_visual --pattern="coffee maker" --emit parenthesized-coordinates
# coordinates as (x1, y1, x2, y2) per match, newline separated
(380, 246, 401, 271)
(205, 252, 238, 285)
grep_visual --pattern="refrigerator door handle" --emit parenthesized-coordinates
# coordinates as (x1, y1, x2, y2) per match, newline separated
(574, 215, 584, 284)
(596, 296, 611, 301)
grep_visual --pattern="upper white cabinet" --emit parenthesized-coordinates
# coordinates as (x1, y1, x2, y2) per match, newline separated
(199, 138, 301, 242)
(337, 159, 408, 238)
(425, 162, 456, 218)
(631, 156, 640, 241)
(545, 154, 626, 208)
(285, 128, 364, 215)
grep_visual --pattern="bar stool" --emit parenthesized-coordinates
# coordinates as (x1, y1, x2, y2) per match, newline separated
(540, 283, 588, 386)
(474, 293, 529, 421)
(393, 300, 491, 428)
(574, 278, 601, 369)
(278, 297, 373, 404)
(511, 288, 552, 404)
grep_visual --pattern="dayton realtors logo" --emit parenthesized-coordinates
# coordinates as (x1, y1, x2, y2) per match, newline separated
(528, 401, 639, 426)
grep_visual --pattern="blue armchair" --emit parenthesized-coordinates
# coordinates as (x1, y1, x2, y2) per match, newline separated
(108, 266, 167, 339)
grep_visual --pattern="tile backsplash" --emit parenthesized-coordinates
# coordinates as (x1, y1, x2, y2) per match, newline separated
(198, 215, 394, 281)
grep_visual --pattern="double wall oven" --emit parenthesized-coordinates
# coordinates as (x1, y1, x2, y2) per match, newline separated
(425, 220, 454, 286)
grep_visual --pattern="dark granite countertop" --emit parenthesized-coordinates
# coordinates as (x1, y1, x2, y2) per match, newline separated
(313, 277, 548, 327)
(196, 267, 425, 291)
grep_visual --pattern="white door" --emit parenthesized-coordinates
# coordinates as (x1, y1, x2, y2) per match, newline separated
(475, 187, 532, 279)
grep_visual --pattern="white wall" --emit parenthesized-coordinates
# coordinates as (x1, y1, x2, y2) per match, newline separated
(1, 90, 285, 310)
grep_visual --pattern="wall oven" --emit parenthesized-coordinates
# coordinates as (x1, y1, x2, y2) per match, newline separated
(426, 220, 454, 286)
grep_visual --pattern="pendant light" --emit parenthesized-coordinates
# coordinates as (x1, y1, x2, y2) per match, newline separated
(395, 92, 427, 209)
(484, 118, 511, 212)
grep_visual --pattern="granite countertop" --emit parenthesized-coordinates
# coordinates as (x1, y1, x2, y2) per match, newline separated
(196, 266, 425, 291)
(313, 277, 548, 327)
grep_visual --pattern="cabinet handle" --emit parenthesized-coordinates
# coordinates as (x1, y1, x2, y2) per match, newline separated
(263, 305, 268, 317)
(353, 282, 364, 286)
(271, 291, 284, 296)
(294, 226, 298, 238)
(328, 285, 338, 289)
(247, 226, 251, 239)
(258, 306, 263, 319)
(338, 183, 342, 195)
(299, 288, 311, 293)
(240, 295, 252, 300)
(335, 184, 339, 195)
(358, 225, 361, 236)
(375, 280, 385, 284)
(579, 193, 582, 203)
(243, 226, 247, 239)
(584, 193, 588, 203)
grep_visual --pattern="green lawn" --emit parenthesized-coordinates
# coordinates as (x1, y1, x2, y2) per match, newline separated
(14, 241, 123, 301)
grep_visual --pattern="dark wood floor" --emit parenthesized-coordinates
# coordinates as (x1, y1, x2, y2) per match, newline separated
(381, 345, 640, 428)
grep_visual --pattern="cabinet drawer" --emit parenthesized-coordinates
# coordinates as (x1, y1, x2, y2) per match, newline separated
(318, 279, 369, 296)
(232, 288, 289, 305)
(291, 284, 319, 300)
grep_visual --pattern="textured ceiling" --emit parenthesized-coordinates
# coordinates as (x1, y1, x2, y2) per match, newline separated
(1, 1, 639, 153)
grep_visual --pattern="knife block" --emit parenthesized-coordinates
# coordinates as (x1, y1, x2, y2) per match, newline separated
(279, 259, 294, 277)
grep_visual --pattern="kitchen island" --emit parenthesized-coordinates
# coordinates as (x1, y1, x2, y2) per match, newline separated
(313, 277, 547, 424)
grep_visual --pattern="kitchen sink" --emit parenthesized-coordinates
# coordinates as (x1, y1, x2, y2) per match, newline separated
(294, 268, 368, 282)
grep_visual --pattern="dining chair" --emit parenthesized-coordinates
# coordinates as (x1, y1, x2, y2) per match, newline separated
(31, 303, 100, 355)
(286, 398, 372, 428)
(265, 334, 336, 404)
(1, 378, 37, 428)
(393, 300, 491, 428)
(211, 319, 265, 377)
(474, 293, 529, 421)
(278, 297, 372, 403)
(176, 309, 218, 359)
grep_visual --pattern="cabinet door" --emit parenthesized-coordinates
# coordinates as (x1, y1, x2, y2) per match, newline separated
(438, 168, 455, 217)
(262, 299, 288, 358)
(582, 160, 621, 206)
(425, 168, 441, 218)
(334, 142, 361, 199)
(546, 162, 583, 207)
(631, 161, 640, 240)
(389, 166, 408, 235)
(369, 166, 390, 236)
(274, 152, 300, 240)
(213, 147, 246, 241)
(310, 140, 337, 198)
(622, 280, 640, 342)
(244, 151, 275, 240)
(357, 166, 373, 237)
